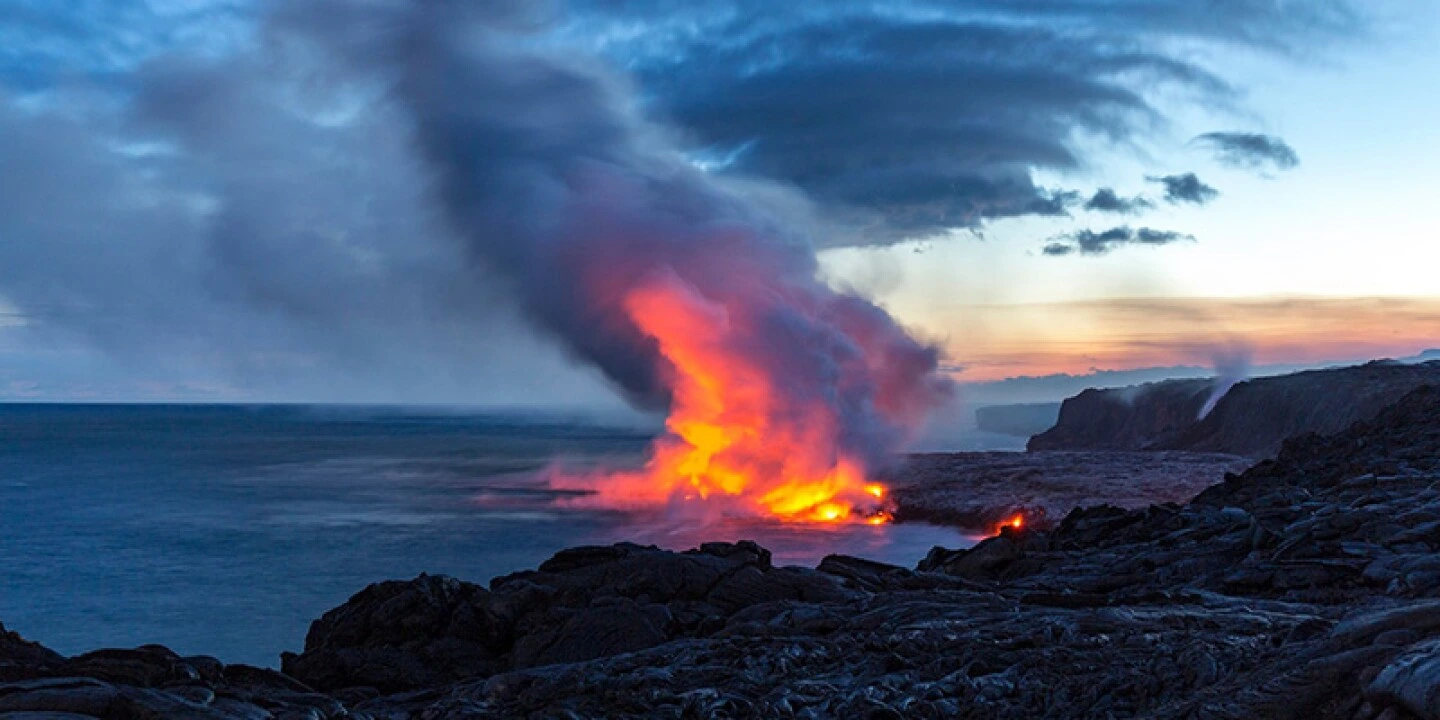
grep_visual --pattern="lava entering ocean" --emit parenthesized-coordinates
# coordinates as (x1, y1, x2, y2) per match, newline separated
(553, 266, 943, 525)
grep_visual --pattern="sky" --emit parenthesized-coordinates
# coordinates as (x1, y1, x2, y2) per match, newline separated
(0, 0, 1437, 405)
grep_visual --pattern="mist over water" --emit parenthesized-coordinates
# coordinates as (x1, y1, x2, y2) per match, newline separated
(0, 405, 971, 666)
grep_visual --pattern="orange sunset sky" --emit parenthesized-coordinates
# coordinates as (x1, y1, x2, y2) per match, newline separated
(929, 296, 1440, 382)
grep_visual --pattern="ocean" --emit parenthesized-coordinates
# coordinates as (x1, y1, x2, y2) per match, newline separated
(0, 404, 972, 667)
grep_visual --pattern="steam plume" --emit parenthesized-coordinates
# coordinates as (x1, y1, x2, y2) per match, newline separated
(1199, 341, 1253, 419)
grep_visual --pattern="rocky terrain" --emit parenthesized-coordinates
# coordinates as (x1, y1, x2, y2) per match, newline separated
(887, 450, 1250, 529)
(5, 385, 1440, 718)
(1029, 359, 1440, 457)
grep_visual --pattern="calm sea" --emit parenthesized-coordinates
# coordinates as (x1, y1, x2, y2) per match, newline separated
(0, 404, 971, 666)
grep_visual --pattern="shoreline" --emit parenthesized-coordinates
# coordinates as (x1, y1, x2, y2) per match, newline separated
(4, 387, 1440, 718)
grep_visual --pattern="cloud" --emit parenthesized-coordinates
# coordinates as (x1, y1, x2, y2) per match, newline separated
(1084, 188, 1154, 214)
(563, 1, 1358, 243)
(0, 0, 1364, 400)
(0, 1, 255, 92)
(1148, 173, 1220, 205)
(0, 11, 627, 405)
(1193, 131, 1300, 172)
(1044, 226, 1195, 256)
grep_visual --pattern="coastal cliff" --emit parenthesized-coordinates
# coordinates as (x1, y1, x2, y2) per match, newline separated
(1028, 359, 1440, 457)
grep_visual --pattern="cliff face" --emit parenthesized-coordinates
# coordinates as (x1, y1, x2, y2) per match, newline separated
(1026, 377, 1213, 452)
(1028, 360, 1440, 457)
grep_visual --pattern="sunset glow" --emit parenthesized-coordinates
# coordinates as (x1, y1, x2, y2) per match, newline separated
(921, 296, 1440, 382)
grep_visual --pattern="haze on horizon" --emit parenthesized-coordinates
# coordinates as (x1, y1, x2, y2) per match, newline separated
(1, 0, 1436, 408)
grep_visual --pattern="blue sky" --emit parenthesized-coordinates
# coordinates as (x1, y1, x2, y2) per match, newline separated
(0, 0, 1436, 402)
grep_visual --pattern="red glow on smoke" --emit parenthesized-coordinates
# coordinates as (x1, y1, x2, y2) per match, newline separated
(555, 269, 904, 524)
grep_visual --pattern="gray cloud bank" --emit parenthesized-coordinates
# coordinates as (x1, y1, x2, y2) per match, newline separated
(586, 2, 1357, 243)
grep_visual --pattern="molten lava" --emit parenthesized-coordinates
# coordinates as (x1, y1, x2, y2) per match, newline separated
(562, 270, 896, 524)
(995, 513, 1025, 535)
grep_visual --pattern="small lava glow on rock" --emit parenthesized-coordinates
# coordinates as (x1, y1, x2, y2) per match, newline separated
(996, 514, 1025, 535)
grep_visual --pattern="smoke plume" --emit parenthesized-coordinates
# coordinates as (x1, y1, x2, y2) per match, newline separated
(1199, 341, 1254, 419)
(278, 4, 954, 518)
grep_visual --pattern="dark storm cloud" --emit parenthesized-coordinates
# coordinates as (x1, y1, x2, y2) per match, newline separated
(1044, 226, 1195, 255)
(631, 19, 1207, 243)
(1193, 131, 1300, 172)
(1149, 173, 1220, 205)
(562, 0, 1358, 243)
(1084, 188, 1153, 214)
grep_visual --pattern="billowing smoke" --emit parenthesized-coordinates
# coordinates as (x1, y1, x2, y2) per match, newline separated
(1199, 341, 1254, 419)
(282, 3, 953, 518)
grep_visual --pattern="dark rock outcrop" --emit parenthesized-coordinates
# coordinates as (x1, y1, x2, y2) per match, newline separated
(1, 621, 63, 681)
(1027, 376, 1212, 452)
(1028, 359, 1440, 457)
(278, 573, 501, 693)
(0, 635, 347, 719)
(280, 540, 855, 694)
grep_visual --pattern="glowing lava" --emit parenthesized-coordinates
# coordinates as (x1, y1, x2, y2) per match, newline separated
(561, 270, 899, 524)
(995, 513, 1025, 535)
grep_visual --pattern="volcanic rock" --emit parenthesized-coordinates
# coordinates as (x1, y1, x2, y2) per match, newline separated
(0, 634, 349, 720)
(1031, 376, 1214, 452)
(1, 622, 63, 682)
(889, 450, 1248, 530)
(917, 535, 1021, 580)
(1029, 359, 1440, 456)
(7, 385, 1440, 718)
(280, 540, 856, 694)
(345, 384, 1439, 718)
(278, 573, 501, 693)
(1369, 639, 1440, 719)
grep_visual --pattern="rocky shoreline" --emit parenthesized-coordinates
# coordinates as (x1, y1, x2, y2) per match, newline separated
(888, 450, 1250, 529)
(5, 386, 1440, 719)
(1030, 359, 1440, 457)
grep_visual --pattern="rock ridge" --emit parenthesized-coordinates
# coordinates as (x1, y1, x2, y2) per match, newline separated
(1029, 360, 1440, 457)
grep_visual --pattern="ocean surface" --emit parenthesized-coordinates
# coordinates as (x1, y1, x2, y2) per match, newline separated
(0, 404, 977, 667)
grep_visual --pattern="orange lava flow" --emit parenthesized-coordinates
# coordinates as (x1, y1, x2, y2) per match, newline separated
(568, 272, 891, 524)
